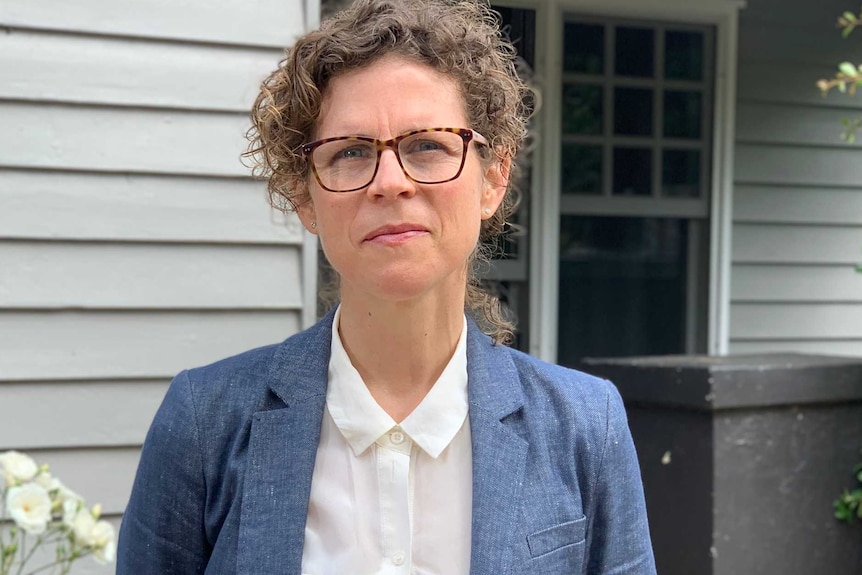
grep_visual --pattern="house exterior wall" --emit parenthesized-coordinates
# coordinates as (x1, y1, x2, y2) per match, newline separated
(731, 0, 862, 356)
(0, 2, 312, 572)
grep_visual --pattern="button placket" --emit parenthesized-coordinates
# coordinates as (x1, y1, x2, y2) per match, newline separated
(376, 430, 412, 573)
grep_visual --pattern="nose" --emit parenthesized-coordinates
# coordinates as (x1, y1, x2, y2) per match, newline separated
(366, 149, 416, 199)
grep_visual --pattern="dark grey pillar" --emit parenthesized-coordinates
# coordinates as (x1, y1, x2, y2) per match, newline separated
(581, 354, 862, 575)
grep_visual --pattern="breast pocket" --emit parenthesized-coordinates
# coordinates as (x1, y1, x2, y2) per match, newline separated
(526, 515, 587, 567)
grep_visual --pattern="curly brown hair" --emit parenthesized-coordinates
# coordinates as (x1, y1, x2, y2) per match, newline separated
(245, 0, 532, 344)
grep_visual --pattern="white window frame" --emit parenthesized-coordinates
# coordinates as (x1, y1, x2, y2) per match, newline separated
(494, 0, 744, 361)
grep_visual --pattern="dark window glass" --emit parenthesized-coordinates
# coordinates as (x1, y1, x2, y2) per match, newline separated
(662, 150, 701, 198)
(665, 30, 703, 81)
(664, 91, 702, 139)
(614, 88, 653, 136)
(494, 7, 537, 69)
(615, 27, 654, 77)
(564, 23, 605, 74)
(562, 84, 604, 135)
(613, 147, 652, 196)
(561, 144, 603, 195)
(557, 216, 688, 365)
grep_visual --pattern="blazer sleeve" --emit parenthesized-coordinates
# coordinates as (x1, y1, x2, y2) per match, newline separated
(586, 382, 657, 575)
(117, 370, 209, 574)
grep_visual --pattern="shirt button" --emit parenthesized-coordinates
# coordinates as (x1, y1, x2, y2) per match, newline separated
(390, 430, 405, 444)
(392, 551, 406, 566)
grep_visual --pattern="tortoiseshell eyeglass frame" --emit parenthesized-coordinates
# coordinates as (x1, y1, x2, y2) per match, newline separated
(299, 127, 490, 193)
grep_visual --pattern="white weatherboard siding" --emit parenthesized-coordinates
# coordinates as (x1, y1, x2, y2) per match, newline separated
(731, 0, 862, 357)
(0, 4, 310, 573)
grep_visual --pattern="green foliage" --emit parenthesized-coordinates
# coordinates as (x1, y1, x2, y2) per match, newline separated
(817, 8, 862, 143)
(834, 462, 862, 523)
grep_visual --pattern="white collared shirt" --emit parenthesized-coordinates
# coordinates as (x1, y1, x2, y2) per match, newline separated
(301, 308, 472, 575)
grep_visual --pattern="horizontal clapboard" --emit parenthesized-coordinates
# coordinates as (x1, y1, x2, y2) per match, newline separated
(738, 19, 858, 66)
(0, 0, 305, 48)
(0, 169, 302, 244)
(0, 311, 299, 380)
(735, 144, 862, 186)
(737, 63, 861, 110)
(739, 0, 849, 29)
(21, 447, 141, 515)
(731, 264, 862, 302)
(0, 242, 303, 309)
(730, 303, 862, 339)
(730, 339, 862, 357)
(734, 185, 862, 225)
(0, 30, 283, 111)
(732, 223, 862, 264)
(736, 102, 860, 147)
(0, 380, 168, 450)
(0, 103, 251, 177)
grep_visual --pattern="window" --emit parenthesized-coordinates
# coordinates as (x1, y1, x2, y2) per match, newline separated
(556, 16, 715, 366)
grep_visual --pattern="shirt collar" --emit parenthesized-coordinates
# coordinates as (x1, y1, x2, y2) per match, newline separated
(326, 305, 469, 459)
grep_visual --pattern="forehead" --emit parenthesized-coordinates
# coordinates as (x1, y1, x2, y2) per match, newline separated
(314, 55, 469, 139)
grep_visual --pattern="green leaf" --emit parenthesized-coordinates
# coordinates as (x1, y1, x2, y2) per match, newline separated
(839, 62, 858, 76)
(843, 11, 858, 22)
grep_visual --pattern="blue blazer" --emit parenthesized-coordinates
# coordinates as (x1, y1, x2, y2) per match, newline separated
(117, 312, 656, 574)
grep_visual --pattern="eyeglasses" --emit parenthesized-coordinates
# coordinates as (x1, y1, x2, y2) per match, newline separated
(300, 127, 489, 193)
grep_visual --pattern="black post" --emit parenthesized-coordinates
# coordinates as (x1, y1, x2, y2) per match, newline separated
(582, 354, 862, 575)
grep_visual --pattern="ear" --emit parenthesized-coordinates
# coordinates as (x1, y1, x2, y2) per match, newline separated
(295, 198, 318, 234)
(481, 155, 511, 220)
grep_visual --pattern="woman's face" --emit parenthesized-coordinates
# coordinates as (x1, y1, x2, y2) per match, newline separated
(297, 55, 508, 305)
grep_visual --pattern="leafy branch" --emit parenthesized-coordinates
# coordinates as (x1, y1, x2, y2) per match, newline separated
(817, 9, 862, 142)
(834, 461, 862, 523)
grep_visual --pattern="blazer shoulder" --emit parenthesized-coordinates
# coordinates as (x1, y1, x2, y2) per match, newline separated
(179, 319, 332, 418)
(504, 345, 617, 405)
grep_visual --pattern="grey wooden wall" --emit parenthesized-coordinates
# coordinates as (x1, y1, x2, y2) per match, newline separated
(731, 0, 862, 356)
(0, 2, 309, 572)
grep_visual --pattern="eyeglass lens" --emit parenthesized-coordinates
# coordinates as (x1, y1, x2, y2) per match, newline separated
(311, 131, 467, 192)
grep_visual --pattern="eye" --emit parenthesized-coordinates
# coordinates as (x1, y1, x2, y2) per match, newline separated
(335, 145, 372, 160)
(402, 136, 459, 157)
(414, 139, 444, 152)
(317, 140, 375, 167)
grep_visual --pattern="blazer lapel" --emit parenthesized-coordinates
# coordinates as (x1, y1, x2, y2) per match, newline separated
(237, 312, 334, 575)
(466, 325, 529, 575)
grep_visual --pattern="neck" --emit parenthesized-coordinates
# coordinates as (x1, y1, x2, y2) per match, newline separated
(337, 286, 466, 422)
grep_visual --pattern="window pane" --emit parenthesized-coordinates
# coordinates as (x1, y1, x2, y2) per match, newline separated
(564, 23, 604, 74)
(561, 144, 603, 195)
(662, 150, 701, 198)
(614, 87, 653, 136)
(615, 27, 654, 77)
(558, 216, 688, 365)
(562, 84, 603, 135)
(664, 91, 702, 139)
(665, 30, 703, 81)
(613, 147, 652, 196)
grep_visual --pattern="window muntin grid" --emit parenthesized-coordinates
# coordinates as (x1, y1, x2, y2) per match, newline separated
(560, 16, 714, 214)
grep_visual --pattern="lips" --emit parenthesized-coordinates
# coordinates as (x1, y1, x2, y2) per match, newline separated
(363, 223, 429, 243)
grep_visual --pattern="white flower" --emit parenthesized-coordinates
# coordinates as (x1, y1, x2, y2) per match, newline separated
(33, 470, 57, 491)
(90, 520, 116, 564)
(6, 483, 52, 535)
(0, 451, 38, 485)
(71, 507, 97, 544)
(63, 497, 84, 527)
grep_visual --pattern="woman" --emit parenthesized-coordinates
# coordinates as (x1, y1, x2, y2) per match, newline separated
(117, 1, 656, 573)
